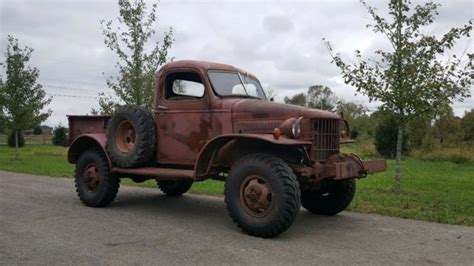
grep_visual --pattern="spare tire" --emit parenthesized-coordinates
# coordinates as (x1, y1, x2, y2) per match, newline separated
(106, 105, 156, 168)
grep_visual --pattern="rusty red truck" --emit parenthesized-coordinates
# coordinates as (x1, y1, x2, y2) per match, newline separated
(67, 60, 386, 238)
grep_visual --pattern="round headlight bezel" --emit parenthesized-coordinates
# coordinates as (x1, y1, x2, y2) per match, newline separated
(291, 119, 301, 138)
(280, 117, 303, 139)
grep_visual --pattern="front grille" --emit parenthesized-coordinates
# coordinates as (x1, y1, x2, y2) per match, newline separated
(312, 119, 340, 160)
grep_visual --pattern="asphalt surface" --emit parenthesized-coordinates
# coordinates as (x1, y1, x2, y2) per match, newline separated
(0, 170, 473, 265)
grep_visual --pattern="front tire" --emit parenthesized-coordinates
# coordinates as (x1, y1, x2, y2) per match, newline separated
(74, 148, 120, 207)
(157, 180, 193, 196)
(301, 179, 356, 215)
(225, 154, 301, 238)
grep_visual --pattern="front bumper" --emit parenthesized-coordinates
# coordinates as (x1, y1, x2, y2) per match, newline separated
(296, 154, 387, 182)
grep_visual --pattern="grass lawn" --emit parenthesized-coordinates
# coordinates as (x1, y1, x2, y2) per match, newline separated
(1, 144, 473, 226)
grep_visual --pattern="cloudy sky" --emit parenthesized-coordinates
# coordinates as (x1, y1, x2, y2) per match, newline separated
(1, 0, 472, 126)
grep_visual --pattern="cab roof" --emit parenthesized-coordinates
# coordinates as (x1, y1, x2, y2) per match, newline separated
(159, 60, 258, 79)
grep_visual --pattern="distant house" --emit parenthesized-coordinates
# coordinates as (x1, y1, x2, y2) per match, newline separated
(41, 126, 53, 135)
(23, 129, 34, 136)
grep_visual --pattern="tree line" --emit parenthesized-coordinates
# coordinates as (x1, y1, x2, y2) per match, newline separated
(285, 84, 474, 155)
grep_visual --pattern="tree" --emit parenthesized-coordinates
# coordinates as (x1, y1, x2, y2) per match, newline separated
(326, 0, 472, 190)
(306, 85, 338, 111)
(406, 115, 431, 148)
(337, 101, 368, 139)
(433, 106, 462, 145)
(0, 36, 51, 158)
(336, 101, 368, 122)
(7, 131, 24, 148)
(461, 109, 474, 142)
(284, 85, 338, 111)
(375, 115, 409, 158)
(52, 124, 67, 146)
(0, 78, 4, 134)
(98, 0, 174, 114)
(284, 93, 306, 106)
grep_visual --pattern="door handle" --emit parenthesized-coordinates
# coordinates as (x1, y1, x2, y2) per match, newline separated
(157, 105, 168, 110)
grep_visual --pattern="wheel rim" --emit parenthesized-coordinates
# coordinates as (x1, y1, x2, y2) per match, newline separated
(84, 164, 101, 191)
(240, 175, 274, 217)
(116, 120, 136, 153)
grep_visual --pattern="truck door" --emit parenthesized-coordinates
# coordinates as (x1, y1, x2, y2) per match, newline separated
(154, 69, 211, 166)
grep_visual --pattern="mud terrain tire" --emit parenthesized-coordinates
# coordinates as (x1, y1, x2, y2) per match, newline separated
(106, 105, 156, 168)
(74, 148, 120, 207)
(301, 179, 356, 215)
(158, 180, 193, 196)
(225, 153, 301, 238)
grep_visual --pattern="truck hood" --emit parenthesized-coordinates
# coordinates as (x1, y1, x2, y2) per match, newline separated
(231, 99, 340, 120)
(229, 99, 340, 135)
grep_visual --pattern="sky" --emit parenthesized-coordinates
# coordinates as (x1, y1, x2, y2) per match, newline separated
(0, 0, 473, 127)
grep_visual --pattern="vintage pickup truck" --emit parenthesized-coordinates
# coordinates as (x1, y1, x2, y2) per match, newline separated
(67, 60, 386, 238)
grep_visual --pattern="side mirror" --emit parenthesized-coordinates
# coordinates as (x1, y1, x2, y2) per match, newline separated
(270, 97, 274, 102)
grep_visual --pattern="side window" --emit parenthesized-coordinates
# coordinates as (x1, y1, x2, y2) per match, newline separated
(173, 80, 204, 97)
(165, 72, 205, 100)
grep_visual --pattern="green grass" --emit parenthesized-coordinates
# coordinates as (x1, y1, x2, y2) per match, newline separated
(0, 144, 73, 177)
(1, 144, 473, 226)
(348, 159, 474, 226)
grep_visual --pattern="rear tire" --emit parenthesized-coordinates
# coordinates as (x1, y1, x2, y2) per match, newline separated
(301, 179, 356, 215)
(74, 148, 120, 207)
(106, 105, 156, 168)
(157, 180, 193, 196)
(225, 153, 301, 238)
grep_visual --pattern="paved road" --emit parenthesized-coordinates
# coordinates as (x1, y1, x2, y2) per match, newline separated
(0, 171, 473, 265)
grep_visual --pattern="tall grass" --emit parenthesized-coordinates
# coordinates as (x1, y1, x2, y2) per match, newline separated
(341, 135, 379, 159)
(344, 135, 474, 164)
(411, 146, 474, 164)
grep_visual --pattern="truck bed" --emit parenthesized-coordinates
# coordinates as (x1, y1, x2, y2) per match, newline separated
(67, 115, 111, 145)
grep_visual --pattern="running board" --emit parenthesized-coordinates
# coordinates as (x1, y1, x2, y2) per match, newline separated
(112, 167, 194, 181)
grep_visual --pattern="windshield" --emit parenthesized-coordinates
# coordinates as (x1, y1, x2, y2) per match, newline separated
(208, 71, 266, 100)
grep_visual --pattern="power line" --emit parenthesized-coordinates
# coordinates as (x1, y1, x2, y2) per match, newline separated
(46, 93, 100, 99)
(42, 84, 113, 94)
(46, 92, 120, 101)
(39, 78, 106, 87)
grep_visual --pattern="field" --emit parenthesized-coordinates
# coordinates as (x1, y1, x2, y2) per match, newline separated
(0, 144, 473, 226)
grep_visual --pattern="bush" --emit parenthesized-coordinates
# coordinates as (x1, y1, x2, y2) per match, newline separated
(350, 129, 359, 139)
(420, 129, 436, 152)
(374, 116, 409, 158)
(52, 125, 67, 146)
(7, 131, 25, 148)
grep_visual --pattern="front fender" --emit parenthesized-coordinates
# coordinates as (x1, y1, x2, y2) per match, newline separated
(67, 133, 110, 165)
(194, 134, 310, 180)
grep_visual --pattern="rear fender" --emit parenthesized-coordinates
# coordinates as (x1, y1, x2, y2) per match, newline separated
(67, 133, 110, 166)
(194, 134, 310, 180)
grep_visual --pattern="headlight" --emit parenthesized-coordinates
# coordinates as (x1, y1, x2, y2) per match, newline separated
(280, 117, 303, 139)
(291, 119, 301, 138)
